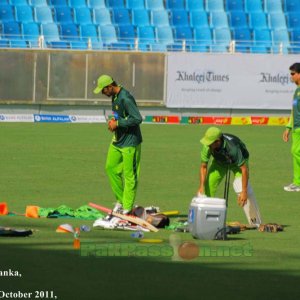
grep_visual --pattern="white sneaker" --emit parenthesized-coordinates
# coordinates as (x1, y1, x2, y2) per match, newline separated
(284, 183, 300, 192)
(113, 202, 123, 213)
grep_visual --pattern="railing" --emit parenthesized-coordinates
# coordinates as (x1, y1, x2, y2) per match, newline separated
(1, 34, 300, 54)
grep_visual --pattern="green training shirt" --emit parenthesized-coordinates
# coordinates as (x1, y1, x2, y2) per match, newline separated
(201, 134, 249, 167)
(287, 86, 300, 130)
(111, 87, 143, 148)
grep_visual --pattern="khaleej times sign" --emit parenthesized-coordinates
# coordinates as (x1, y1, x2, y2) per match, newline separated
(166, 53, 299, 109)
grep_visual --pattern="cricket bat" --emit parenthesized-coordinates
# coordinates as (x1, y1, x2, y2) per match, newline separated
(88, 202, 159, 232)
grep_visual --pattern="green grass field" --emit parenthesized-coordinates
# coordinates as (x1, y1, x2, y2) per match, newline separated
(1, 123, 300, 300)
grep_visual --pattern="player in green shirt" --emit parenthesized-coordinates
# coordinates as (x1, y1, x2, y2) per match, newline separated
(94, 75, 143, 213)
(198, 127, 262, 226)
(283, 63, 300, 192)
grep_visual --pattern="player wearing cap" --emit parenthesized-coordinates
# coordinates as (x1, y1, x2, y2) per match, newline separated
(282, 63, 300, 192)
(94, 75, 143, 214)
(198, 127, 262, 226)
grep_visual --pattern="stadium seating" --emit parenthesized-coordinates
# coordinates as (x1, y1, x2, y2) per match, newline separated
(228, 11, 248, 29)
(286, 12, 300, 30)
(165, 0, 185, 10)
(60, 23, 80, 41)
(22, 22, 40, 40)
(244, 0, 264, 13)
(2, 21, 22, 39)
(210, 12, 229, 29)
(117, 24, 136, 43)
(264, 0, 283, 13)
(190, 11, 209, 28)
(132, 9, 150, 27)
(225, 0, 244, 12)
(170, 10, 189, 27)
(126, 0, 145, 10)
(156, 26, 174, 45)
(41, 23, 60, 41)
(248, 12, 269, 30)
(93, 9, 112, 25)
(106, 0, 125, 9)
(80, 23, 99, 41)
(151, 10, 170, 27)
(145, 0, 164, 11)
(232, 28, 252, 52)
(111, 8, 131, 25)
(15, 5, 34, 23)
(0, 4, 15, 22)
(174, 26, 193, 44)
(29, 0, 48, 7)
(284, 0, 300, 12)
(186, 0, 204, 12)
(137, 25, 155, 44)
(0, 0, 299, 53)
(49, 0, 68, 7)
(34, 6, 53, 23)
(74, 7, 93, 25)
(193, 27, 212, 52)
(268, 12, 288, 30)
(206, 0, 225, 12)
(87, 0, 106, 9)
(69, 0, 87, 8)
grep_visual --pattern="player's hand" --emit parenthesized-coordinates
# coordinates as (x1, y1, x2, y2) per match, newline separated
(108, 119, 117, 132)
(197, 187, 206, 197)
(237, 191, 247, 207)
(282, 129, 290, 142)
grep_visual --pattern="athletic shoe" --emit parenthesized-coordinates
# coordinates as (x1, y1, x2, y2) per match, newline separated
(113, 202, 123, 213)
(121, 209, 130, 215)
(284, 183, 300, 192)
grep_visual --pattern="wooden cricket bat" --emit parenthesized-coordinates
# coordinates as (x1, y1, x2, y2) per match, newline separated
(88, 202, 159, 232)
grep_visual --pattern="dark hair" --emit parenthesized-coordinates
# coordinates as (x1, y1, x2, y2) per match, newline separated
(289, 63, 300, 73)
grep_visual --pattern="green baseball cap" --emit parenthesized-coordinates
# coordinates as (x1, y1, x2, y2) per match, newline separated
(93, 75, 114, 94)
(200, 127, 222, 146)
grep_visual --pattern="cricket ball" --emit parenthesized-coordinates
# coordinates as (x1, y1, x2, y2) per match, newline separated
(178, 242, 199, 260)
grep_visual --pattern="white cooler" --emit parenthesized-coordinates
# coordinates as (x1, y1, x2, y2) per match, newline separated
(188, 197, 227, 240)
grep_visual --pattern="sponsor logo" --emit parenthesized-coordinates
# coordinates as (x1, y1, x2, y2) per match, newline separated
(259, 72, 291, 85)
(176, 71, 229, 84)
(34, 114, 70, 123)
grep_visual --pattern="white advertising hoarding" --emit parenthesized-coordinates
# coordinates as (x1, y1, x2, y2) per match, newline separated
(166, 53, 299, 109)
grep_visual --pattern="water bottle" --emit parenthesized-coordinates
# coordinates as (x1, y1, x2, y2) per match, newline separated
(73, 227, 80, 249)
(130, 231, 144, 239)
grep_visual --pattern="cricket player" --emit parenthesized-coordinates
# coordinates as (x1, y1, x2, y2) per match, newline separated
(282, 63, 300, 192)
(93, 75, 143, 214)
(197, 127, 262, 226)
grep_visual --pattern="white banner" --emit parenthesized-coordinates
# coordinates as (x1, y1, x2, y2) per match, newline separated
(166, 53, 299, 109)
(0, 114, 106, 123)
(0, 114, 34, 122)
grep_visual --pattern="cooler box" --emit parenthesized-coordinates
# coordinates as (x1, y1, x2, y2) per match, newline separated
(188, 197, 226, 240)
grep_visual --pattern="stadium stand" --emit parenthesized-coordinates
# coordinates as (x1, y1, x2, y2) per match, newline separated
(0, 0, 299, 53)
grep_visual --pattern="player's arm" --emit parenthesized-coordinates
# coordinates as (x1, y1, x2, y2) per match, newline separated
(198, 162, 208, 196)
(238, 163, 249, 207)
(283, 113, 292, 142)
(197, 146, 210, 196)
(117, 96, 142, 128)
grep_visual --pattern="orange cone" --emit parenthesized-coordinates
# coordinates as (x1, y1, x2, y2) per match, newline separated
(25, 206, 40, 218)
(0, 202, 8, 215)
